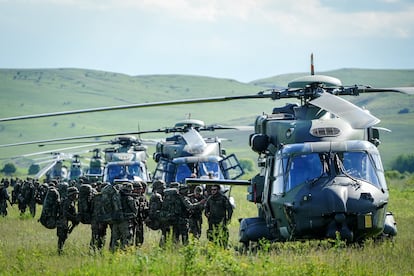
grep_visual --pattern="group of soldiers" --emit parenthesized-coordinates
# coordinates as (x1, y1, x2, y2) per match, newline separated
(3, 175, 234, 254)
(0, 177, 48, 217)
(44, 178, 150, 254)
(148, 180, 233, 248)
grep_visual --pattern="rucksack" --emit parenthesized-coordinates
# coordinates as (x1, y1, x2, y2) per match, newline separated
(21, 182, 34, 204)
(57, 182, 69, 201)
(145, 193, 162, 230)
(96, 184, 122, 223)
(78, 184, 95, 224)
(159, 188, 181, 225)
(39, 187, 60, 229)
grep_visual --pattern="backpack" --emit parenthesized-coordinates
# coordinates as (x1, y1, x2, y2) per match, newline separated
(159, 188, 181, 225)
(96, 184, 122, 223)
(21, 182, 34, 204)
(145, 193, 162, 230)
(120, 193, 139, 220)
(78, 184, 95, 224)
(39, 187, 60, 229)
(57, 182, 69, 201)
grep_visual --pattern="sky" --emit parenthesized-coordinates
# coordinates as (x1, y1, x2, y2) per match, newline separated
(1, 0, 413, 82)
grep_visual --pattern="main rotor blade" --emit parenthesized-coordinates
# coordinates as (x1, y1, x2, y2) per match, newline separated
(201, 125, 254, 132)
(0, 94, 272, 122)
(310, 93, 380, 129)
(0, 130, 161, 148)
(7, 144, 102, 159)
(357, 87, 414, 94)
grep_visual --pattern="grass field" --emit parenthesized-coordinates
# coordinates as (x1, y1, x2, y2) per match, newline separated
(1, 68, 414, 274)
(1, 174, 413, 275)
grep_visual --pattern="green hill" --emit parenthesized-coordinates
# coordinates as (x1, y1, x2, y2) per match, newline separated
(0, 68, 413, 172)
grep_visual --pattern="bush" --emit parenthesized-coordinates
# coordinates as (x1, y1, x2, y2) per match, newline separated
(391, 154, 414, 173)
(1, 163, 16, 175)
(28, 164, 40, 175)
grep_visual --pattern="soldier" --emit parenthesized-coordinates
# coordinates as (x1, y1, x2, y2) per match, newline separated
(15, 179, 35, 217)
(90, 182, 109, 252)
(161, 183, 205, 246)
(35, 182, 49, 205)
(189, 185, 205, 239)
(0, 181, 10, 216)
(110, 183, 138, 252)
(204, 184, 233, 248)
(23, 178, 37, 217)
(175, 185, 191, 245)
(148, 180, 166, 246)
(57, 186, 79, 254)
(132, 181, 148, 246)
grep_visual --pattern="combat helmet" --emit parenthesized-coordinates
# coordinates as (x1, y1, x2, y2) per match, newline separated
(122, 183, 134, 192)
(133, 181, 143, 189)
(152, 180, 165, 192)
(67, 186, 79, 196)
(194, 185, 203, 194)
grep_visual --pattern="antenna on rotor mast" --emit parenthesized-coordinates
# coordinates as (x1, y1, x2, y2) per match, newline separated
(311, 53, 315, 75)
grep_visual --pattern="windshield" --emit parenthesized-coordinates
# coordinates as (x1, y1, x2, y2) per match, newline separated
(286, 153, 323, 191)
(341, 151, 381, 188)
(283, 151, 383, 192)
(175, 161, 224, 183)
(106, 163, 142, 183)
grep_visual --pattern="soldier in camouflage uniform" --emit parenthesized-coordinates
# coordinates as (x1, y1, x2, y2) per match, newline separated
(175, 185, 192, 245)
(205, 184, 233, 248)
(15, 178, 36, 217)
(110, 183, 138, 251)
(57, 186, 80, 254)
(164, 183, 205, 245)
(132, 181, 148, 246)
(0, 181, 10, 216)
(90, 182, 109, 252)
(189, 185, 205, 239)
(148, 180, 166, 246)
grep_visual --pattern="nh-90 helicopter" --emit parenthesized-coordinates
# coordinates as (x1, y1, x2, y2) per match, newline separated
(100, 135, 150, 184)
(68, 154, 83, 181)
(1, 58, 412, 244)
(34, 152, 69, 182)
(148, 119, 245, 186)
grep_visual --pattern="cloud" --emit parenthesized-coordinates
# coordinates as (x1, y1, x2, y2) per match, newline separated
(9, 0, 412, 39)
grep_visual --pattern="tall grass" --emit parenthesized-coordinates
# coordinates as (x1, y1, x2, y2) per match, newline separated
(1, 178, 414, 275)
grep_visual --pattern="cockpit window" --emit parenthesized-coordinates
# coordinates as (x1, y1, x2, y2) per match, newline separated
(175, 164, 193, 183)
(127, 164, 141, 176)
(175, 161, 224, 183)
(106, 163, 142, 183)
(286, 153, 323, 192)
(198, 162, 223, 179)
(341, 152, 382, 189)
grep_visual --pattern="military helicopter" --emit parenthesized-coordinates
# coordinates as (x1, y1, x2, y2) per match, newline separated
(1, 133, 151, 184)
(1, 58, 412, 244)
(100, 135, 151, 184)
(68, 154, 83, 181)
(35, 152, 69, 182)
(148, 118, 245, 186)
(84, 148, 105, 180)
